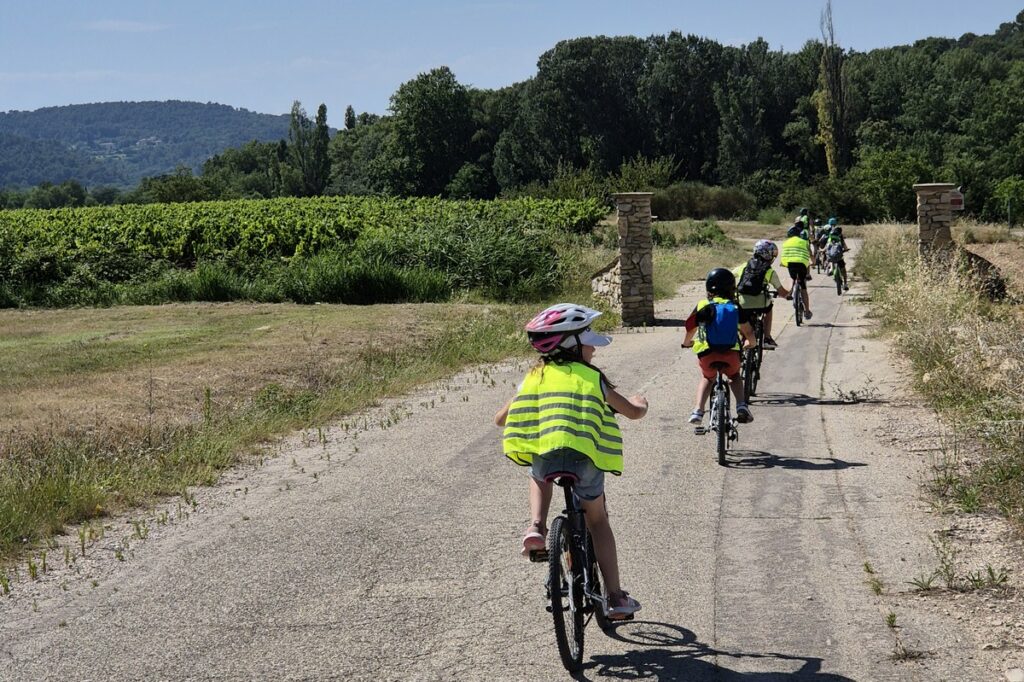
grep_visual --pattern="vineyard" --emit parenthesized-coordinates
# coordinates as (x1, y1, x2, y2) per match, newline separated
(0, 196, 606, 306)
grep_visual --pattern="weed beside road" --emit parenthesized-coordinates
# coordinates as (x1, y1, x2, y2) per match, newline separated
(857, 226, 1024, 524)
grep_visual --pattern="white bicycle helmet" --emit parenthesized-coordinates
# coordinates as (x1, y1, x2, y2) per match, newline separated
(526, 303, 610, 355)
(754, 239, 777, 263)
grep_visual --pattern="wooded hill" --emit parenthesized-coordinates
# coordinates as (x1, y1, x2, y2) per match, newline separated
(0, 101, 290, 188)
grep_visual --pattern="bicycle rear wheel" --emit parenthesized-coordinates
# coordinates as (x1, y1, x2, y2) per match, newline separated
(715, 383, 728, 465)
(548, 516, 585, 671)
(835, 268, 843, 295)
(794, 281, 804, 326)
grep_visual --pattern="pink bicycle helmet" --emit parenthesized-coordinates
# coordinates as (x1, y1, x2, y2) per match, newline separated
(526, 303, 610, 355)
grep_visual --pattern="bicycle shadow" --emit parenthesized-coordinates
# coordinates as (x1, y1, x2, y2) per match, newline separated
(574, 620, 855, 681)
(724, 450, 867, 471)
(751, 392, 886, 407)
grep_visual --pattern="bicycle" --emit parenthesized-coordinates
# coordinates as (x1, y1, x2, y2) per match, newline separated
(741, 293, 776, 398)
(529, 474, 623, 671)
(694, 361, 738, 466)
(829, 249, 849, 295)
(790, 277, 804, 326)
(814, 243, 828, 273)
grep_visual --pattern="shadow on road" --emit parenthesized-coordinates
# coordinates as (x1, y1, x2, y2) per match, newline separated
(802, 322, 872, 329)
(652, 317, 687, 327)
(576, 620, 855, 681)
(725, 450, 867, 471)
(751, 392, 886, 407)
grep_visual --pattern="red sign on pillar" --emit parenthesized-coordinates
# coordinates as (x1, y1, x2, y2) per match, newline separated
(950, 188, 964, 211)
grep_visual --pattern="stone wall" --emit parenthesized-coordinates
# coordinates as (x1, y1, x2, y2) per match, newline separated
(913, 183, 956, 256)
(591, 192, 655, 326)
(591, 257, 621, 311)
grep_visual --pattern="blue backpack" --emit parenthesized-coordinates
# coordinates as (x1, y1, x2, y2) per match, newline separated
(701, 300, 739, 350)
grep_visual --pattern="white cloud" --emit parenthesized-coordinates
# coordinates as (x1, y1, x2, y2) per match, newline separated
(84, 20, 169, 33)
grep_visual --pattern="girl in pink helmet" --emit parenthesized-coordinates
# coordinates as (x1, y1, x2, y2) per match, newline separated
(495, 303, 649, 619)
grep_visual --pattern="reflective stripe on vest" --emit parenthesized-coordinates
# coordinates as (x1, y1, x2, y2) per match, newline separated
(691, 297, 740, 355)
(502, 362, 623, 474)
(780, 236, 811, 266)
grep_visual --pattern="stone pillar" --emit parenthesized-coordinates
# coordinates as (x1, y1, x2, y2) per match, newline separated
(613, 192, 655, 326)
(913, 183, 956, 257)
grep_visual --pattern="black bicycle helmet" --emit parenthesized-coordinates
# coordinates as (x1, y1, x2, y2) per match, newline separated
(705, 268, 736, 298)
(787, 224, 804, 238)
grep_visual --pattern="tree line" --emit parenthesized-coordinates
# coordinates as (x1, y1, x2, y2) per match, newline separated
(5, 9, 1024, 223)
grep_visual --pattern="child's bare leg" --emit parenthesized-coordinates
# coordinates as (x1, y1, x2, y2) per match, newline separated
(802, 283, 811, 311)
(729, 374, 746, 403)
(694, 376, 712, 411)
(529, 477, 553, 529)
(580, 495, 622, 597)
(764, 308, 774, 337)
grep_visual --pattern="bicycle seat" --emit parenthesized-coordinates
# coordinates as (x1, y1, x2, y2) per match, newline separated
(544, 472, 580, 487)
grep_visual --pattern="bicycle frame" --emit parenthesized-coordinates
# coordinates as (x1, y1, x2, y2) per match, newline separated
(534, 480, 606, 611)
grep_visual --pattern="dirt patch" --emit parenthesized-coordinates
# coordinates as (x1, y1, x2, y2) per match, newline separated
(964, 243, 1024, 298)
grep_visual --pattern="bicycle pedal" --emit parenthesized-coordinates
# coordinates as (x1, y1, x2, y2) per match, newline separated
(529, 550, 549, 563)
(693, 426, 706, 435)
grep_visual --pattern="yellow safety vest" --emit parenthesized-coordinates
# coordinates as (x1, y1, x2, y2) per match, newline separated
(503, 361, 623, 475)
(690, 297, 741, 355)
(780, 236, 811, 266)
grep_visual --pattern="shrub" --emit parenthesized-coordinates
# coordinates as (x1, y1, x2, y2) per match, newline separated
(757, 207, 787, 225)
(651, 182, 755, 220)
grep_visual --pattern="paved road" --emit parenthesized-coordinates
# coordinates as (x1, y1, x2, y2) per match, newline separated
(0, 248, 1001, 680)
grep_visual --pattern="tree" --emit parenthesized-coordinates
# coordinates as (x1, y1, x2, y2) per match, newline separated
(311, 104, 331, 195)
(344, 105, 357, 130)
(386, 66, 475, 196)
(849, 149, 933, 221)
(815, 0, 850, 175)
(640, 33, 728, 181)
(288, 101, 316, 196)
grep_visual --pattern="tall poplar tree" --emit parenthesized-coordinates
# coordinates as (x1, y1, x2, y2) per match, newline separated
(815, 0, 849, 176)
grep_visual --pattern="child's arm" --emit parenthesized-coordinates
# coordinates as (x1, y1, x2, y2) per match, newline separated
(494, 396, 514, 427)
(681, 327, 697, 348)
(605, 388, 648, 420)
(681, 307, 699, 348)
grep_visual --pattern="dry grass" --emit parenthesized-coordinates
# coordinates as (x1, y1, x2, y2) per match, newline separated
(0, 301, 535, 557)
(858, 225, 1024, 522)
(0, 303, 466, 435)
(715, 220, 790, 241)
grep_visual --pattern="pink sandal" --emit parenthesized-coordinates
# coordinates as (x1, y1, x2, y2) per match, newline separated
(521, 523, 546, 556)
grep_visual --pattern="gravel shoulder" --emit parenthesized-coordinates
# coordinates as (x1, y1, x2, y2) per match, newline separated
(2, 243, 1022, 680)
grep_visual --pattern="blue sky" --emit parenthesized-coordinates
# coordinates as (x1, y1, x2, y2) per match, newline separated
(1, 1, 1021, 119)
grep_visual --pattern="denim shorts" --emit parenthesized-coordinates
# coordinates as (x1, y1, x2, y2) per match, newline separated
(528, 448, 605, 501)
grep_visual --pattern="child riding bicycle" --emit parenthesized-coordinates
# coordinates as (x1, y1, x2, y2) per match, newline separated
(780, 223, 814, 319)
(732, 240, 790, 349)
(824, 220, 850, 290)
(682, 268, 755, 425)
(495, 303, 648, 620)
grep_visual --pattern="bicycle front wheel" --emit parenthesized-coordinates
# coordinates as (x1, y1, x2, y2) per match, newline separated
(548, 516, 585, 671)
(742, 350, 756, 398)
